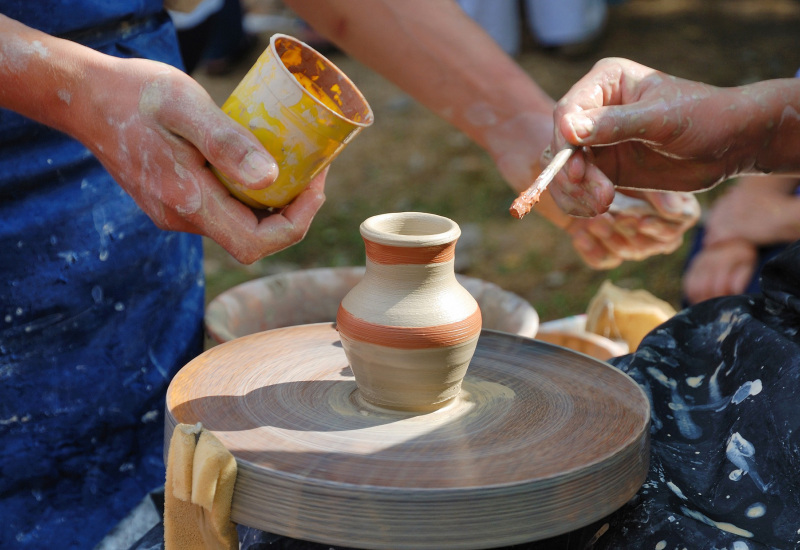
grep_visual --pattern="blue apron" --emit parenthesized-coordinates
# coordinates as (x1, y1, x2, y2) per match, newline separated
(0, 3, 205, 548)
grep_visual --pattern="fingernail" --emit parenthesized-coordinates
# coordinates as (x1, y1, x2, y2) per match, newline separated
(567, 114, 595, 141)
(240, 151, 278, 185)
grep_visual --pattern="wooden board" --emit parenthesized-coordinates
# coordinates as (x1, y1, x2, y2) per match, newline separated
(165, 323, 649, 549)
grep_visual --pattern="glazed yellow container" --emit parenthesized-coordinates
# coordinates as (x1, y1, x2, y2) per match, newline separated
(213, 33, 374, 208)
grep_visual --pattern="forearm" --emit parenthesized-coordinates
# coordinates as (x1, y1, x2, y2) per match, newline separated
(734, 79, 800, 176)
(283, 0, 554, 166)
(0, 14, 112, 140)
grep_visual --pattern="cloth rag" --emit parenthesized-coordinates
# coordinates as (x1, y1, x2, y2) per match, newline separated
(164, 423, 238, 550)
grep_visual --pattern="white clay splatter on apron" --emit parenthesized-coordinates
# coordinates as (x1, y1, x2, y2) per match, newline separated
(680, 506, 754, 538)
(726, 432, 770, 492)
(745, 502, 766, 519)
(731, 380, 763, 404)
(647, 366, 702, 439)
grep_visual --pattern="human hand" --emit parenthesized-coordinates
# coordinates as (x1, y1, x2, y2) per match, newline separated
(682, 239, 758, 304)
(547, 58, 764, 217)
(487, 112, 700, 269)
(74, 56, 326, 264)
(562, 190, 700, 269)
(703, 177, 800, 248)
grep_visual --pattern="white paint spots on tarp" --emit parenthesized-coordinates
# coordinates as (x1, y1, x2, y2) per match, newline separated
(667, 481, 688, 500)
(686, 375, 704, 388)
(745, 502, 766, 518)
(731, 380, 763, 404)
(22, 312, 65, 334)
(648, 366, 702, 439)
(680, 506, 754, 538)
(707, 361, 725, 402)
(148, 346, 169, 380)
(647, 366, 676, 389)
(726, 432, 770, 492)
(716, 312, 735, 343)
(58, 251, 78, 265)
(92, 205, 115, 261)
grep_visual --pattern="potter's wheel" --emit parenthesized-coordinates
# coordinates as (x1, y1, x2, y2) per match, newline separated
(165, 323, 649, 550)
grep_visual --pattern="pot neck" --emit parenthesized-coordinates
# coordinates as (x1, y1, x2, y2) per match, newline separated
(363, 238, 457, 266)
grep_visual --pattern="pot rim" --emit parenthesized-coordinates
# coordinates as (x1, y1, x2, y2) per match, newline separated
(360, 211, 461, 247)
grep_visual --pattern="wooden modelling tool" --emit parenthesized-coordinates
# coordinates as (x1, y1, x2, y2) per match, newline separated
(510, 145, 576, 219)
(165, 323, 650, 550)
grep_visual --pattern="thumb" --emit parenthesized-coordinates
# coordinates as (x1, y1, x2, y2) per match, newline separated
(165, 89, 280, 191)
(200, 116, 280, 191)
(559, 101, 670, 147)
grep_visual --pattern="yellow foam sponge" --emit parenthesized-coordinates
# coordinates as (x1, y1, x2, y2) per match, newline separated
(164, 423, 238, 550)
(585, 280, 676, 351)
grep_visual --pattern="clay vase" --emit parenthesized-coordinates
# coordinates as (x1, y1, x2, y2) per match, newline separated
(336, 212, 482, 412)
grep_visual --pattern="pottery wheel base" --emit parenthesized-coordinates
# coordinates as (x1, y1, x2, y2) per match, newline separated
(165, 323, 649, 550)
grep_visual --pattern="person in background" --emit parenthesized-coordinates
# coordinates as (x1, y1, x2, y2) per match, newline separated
(0, 2, 695, 547)
(456, 0, 609, 58)
(547, 56, 800, 548)
(169, 0, 257, 75)
(682, 175, 800, 305)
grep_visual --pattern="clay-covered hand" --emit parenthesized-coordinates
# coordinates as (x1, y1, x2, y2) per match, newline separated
(563, 190, 700, 269)
(0, 13, 325, 265)
(74, 56, 326, 264)
(702, 176, 800, 248)
(546, 57, 790, 217)
(489, 113, 700, 269)
(682, 239, 758, 305)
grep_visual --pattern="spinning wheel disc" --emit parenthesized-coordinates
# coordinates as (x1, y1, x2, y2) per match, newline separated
(165, 323, 649, 549)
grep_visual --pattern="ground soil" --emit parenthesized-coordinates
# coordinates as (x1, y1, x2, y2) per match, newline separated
(196, 0, 800, 325)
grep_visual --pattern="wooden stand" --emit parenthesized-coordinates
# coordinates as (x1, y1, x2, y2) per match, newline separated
(165, 323, 649, 550)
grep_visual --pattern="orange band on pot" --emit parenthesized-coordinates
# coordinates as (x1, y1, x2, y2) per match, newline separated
(336, 305, 481, 349)
(363, 240, 455, 265)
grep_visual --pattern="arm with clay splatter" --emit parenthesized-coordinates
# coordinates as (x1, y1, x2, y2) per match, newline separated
(548, 57, 800, 217)
(283, 0, 698, 270)
(0, 13, 326, 264)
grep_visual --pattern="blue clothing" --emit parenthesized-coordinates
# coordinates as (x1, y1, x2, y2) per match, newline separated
(0, 3, 205, 548)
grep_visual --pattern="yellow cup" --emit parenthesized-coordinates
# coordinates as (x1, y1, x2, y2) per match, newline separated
(212, 33, 374, 209)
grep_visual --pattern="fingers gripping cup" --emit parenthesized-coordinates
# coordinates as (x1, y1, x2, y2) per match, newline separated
(212, 34, 374, 209)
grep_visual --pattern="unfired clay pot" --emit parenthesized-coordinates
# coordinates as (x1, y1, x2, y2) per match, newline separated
(336, 212, 482, 412)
